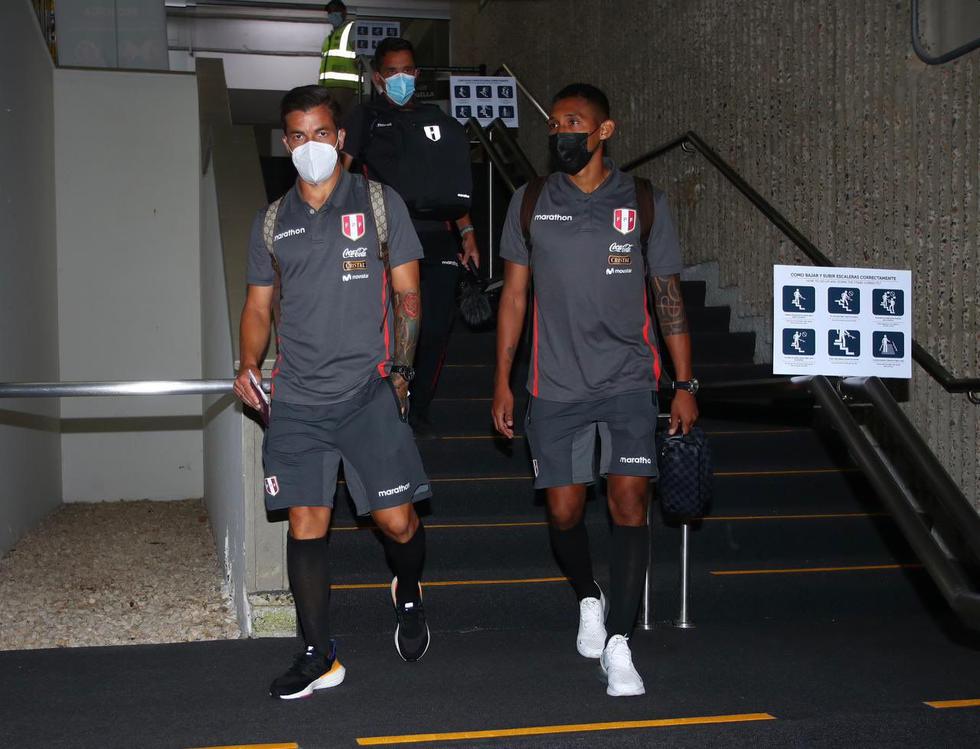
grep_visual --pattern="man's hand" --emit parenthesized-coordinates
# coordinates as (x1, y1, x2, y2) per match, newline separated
(458, 230, 480, 269)
(668, 390, 699, 435)
(234, 366, 263, 409)
(392, 372, 410, 420)
(492, 384, 515, 438)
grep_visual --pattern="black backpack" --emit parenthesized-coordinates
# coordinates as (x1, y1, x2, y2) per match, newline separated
(360, 102, 472, 220)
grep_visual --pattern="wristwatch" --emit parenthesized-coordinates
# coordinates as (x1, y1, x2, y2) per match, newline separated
(673, 378, 699, 395)
(390, 365, 415, 383)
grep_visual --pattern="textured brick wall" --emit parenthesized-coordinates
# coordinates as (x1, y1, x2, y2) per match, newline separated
(453, 0, 979, 504)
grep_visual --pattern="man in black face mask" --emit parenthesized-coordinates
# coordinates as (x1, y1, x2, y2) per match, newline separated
(492, 83, 699, 697)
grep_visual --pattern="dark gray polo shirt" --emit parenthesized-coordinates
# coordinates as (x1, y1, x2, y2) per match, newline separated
(499, 161, 683, 402)
(247, 171, 423, 405)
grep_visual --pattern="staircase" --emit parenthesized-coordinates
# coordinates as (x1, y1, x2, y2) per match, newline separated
(316, 280, 926, 639)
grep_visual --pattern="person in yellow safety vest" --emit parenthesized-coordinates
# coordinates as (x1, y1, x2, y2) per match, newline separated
(318, 1, 360, 120)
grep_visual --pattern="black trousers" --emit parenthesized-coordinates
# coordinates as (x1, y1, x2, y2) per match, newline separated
(411, 260, 459, 415)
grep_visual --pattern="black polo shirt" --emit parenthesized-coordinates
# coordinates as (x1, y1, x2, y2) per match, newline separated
(499, 162, 684, 402)
(342, 99, 459, 263)
(247, 171, 423, 405)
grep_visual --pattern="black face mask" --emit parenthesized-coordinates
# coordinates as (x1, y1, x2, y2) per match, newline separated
(549, 127, 600, 175)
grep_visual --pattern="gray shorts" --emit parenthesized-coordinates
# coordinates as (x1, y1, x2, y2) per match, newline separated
(262, 377, 432, 516)
(524, 390, 660, 489)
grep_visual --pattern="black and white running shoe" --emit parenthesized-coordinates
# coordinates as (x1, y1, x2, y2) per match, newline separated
(391, 577, 431, 662)
(269, 643, 346, 700)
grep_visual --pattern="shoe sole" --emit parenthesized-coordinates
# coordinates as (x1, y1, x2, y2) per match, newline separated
(598, 665, 645, 697)
(391, 577, 431, 662)
(275, 661, 346, 700)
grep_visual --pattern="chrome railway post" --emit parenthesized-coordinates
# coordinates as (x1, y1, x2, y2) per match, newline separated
(672, 522, 695, 629)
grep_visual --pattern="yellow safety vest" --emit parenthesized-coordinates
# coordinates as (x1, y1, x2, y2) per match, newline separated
(318, 20, 359, 90)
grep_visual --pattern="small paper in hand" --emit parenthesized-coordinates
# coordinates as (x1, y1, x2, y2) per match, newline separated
(248, 370, 271, 426)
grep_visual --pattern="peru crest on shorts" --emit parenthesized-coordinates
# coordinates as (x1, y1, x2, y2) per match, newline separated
(342, 213, 365, 241)
(264, 476, 279, 496)
(613, 208, 637, 235)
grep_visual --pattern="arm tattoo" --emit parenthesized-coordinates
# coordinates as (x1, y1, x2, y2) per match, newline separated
(393, 289, 420, 366)
(652, 274, 689, 337)
(504, 344, 516, 365)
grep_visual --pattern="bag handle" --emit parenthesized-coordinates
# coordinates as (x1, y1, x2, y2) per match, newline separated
(262, 196, 285, 329)
(519, 176, 548, 260)
(367, 179, 393, 332)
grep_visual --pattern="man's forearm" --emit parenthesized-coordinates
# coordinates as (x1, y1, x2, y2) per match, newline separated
(652, 274, 693, 380)
(495, 290, 526, 387)
(393, 288, 420, 366)
(239, 307, 272, 371)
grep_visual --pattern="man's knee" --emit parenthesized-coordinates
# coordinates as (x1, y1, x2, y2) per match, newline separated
(288, 506, 331, 539)
(607, 481, 649, 526)
(373, 505, 419, 543)
(546, 487, 586, 530)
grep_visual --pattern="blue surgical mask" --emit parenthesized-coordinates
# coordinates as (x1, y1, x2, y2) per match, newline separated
(326, 12, 343, 28)
(384, 73, 416, 106)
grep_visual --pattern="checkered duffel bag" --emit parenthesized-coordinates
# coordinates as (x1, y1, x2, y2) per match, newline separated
(656, 426, 713, 521)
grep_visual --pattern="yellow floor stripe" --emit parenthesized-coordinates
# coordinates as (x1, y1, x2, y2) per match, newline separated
(356, 712, 776, 745)
(334, 513, 887, 533)
(704, 512, 888, 522)
(924, 698, 980, 709)
(187, 744, 299, 749)
(333, 576, 567, 591)
(710, 563, 922, 576)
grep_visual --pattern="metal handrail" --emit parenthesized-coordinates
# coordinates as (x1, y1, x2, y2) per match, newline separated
(497, 63, 549, 121)
(0, 380, 248, 398)
(811, 375, 980, 629)
(911, 0, 980, 65)
(623, 130, 980, 402)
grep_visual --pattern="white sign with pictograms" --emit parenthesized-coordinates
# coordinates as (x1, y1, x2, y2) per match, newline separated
(773, 265, 912, 378)
(352, 20, 400, 54)
(449, 76, 519, 128)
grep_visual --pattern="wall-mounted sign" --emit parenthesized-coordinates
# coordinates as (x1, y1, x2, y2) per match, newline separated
(352, 20, 400, 54)
(772, 265, 912, 378)
(449, 75, 518, 128)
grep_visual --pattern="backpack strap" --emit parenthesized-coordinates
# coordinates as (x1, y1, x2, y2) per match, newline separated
(263, 197, 285, 328)
(367, 179, 393, 332)
(519, 176, 548, 260)
(633, 176, 656, 277)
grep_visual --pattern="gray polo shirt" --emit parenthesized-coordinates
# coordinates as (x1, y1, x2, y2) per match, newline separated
(247, 171, 423, 405)
(499, 161, 683, 402)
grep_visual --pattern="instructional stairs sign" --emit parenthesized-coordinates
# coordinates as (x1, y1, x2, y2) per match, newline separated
(773, 265, 912, 378)
(449, 76, 519, 128)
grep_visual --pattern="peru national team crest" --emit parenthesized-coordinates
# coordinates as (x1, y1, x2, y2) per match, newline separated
(342, 213, 366, 241)
(613, 208, 637, 236)
(264, 476, 279, 496)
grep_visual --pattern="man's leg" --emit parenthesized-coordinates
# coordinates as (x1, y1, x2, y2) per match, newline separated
(599, 474, 650, 697)
(287, 506, 333, 653)
(604, 475, 650, 638)
(373, 502, 429, 661)
(410, 261, 458, 429)
(269, 505, 346, 699)
(545, 484, 599, 601)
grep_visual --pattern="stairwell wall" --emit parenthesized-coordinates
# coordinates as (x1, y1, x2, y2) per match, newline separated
(54, 68, 204, 503)
(0, 1, 63, 556)
(452, 0, 980, 506)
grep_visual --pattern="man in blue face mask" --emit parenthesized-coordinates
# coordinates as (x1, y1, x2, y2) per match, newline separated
(342, 37, 481, 437)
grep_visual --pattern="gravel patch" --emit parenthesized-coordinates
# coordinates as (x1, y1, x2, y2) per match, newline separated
(0, 499, 240, 650)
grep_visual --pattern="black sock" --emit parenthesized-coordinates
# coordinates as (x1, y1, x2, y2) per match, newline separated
(386, 523, 426, 606)
(606, 524, 650, 638)
(548, 521, 601, 601)
(287, 533, 332, 655)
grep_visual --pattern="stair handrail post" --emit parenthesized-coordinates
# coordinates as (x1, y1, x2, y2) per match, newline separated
(638, 488, 656, 630)
(671, 521, 696, 629)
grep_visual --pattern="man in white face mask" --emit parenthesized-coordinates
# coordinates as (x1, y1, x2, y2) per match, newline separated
(235, 86, 433, 699)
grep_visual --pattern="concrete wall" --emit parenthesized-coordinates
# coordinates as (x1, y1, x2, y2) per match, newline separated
(0, 1, 63, 555)
(452, 0, 980, 505)
(54, 67, 203, 502)
(200, 162, 250, 632)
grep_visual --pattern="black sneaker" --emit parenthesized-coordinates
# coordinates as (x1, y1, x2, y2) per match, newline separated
(390, 577, 431, 662)
(269, 643, 345, 700)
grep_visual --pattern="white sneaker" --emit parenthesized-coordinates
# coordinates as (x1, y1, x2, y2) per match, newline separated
(600, 634, 645, 696)
(576, 588, 607, 658)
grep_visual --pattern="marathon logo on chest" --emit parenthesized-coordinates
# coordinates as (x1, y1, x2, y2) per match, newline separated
(613, 208, 637, 236)
(274, 227, 305, 242)
(342, 213, 365, 241)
